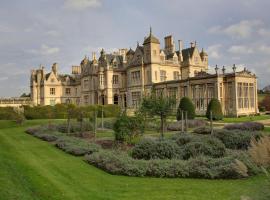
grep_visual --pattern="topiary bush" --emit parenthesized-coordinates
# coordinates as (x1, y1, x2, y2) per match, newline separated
(206, 98, 223, 120)
(224, 122, 264, 131)
(213, 129, 262, 150)
(131, 139, 181, 160)
(176, 97, 195, 120)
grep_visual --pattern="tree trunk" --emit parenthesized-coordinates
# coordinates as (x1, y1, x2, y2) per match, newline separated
(67, 117, 71, 134)
(160, 115, 166, 139)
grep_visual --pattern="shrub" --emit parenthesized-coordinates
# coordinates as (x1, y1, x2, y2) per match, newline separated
(174, 133, 196, 146)
(113, 113, 144, 143)
(85, 151, 251, 179)
(167, 120, 208, 131)
(131, 139, 181, 160)
(26, 126, 63, 142)
(57, 121, 93, 133)
(213, 129, 262, 150)
(259, 95, 270, 111)
(193, 126, 212, 135)
(0, 107, 21, 120)
(206, 98, 223, 120)
(248, 136, 270, 168)
(224, 122, 264, 131)
(176, 97, 195, 120)
(181, 136, 226, 159)
(55, 136, 100, 156)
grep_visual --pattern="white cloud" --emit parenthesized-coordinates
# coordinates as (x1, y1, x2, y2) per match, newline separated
(258, 28, 270, 37)
(208, 20, 263, 39)
(206, 44, 222, 59)
(64, 0, 102, 10)
(46, 30, 61, 37)
(27, 44, 60, 56)
(228, 45, 253, 54)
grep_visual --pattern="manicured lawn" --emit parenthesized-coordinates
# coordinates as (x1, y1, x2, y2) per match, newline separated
(221, 115, 270, 123)
(0, 120, 269, 200)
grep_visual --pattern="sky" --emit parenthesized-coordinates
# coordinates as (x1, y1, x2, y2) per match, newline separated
(0, 0, 270, 97)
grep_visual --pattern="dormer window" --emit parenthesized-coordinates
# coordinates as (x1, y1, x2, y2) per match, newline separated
(51, 78, 55, 83)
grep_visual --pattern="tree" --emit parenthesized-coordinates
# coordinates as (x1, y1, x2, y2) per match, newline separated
(260, 95, 270, 111)
(176, 97, 195, 120)
(66, 104, 76, 134)
(140, 93, 176, 139)
(206, 98, 223, 121)
(113, 112, 144, 143)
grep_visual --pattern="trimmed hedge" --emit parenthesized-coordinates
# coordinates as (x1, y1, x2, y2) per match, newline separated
(213, 129, 262, 150)
(55, 136, 100, 156)
(206, 98, 223, 120)
(224, 122, 264, 131)
(24, 104, 121, 120)
(26, 126, 64, 142)
(193, 126, 212, 135)
(131, 139, 181, 160)
(180, 137, 226, 159)
(85, 150, 254, 179)
(0, 107, 21, 120)
(176, 97, 195, 120)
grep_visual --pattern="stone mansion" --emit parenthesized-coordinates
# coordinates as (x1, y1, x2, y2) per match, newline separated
(30, 29, 258, 117)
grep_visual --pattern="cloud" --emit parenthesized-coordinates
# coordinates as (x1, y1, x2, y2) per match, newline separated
(0, 77, 8, 81)
(258, 45, 270, 54)
(27, 44, 60, 56)
(206, 44, 222, 59)
(64, 0, 102, 10)
(0, 24, 14, 33)
(208, 20, 263, 39)
(46, 30, 61, 37)
(228, 45, 253, 54)
(258, 28, 270, 37)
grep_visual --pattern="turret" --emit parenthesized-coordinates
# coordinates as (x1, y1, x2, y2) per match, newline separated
(143, 27, 160, 64)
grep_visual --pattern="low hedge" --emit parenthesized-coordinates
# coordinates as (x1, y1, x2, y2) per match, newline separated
(192, 127, 212, 135)
(180, 137, 226, 159)
(131, 139, 181, 160)
(213, 129, 262, 150)
(26, 126, 64, 142)
(224, 122, 264, 131)
(55, 136, 101, 156)
(85, 150, 255, 179)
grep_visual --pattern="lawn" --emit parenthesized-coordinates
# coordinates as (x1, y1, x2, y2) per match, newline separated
(0, 120, 269, 200)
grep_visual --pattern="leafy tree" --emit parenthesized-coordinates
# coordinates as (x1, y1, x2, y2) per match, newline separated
(176, 97, 195, 120)
(140, 93, 176, 139)
(206, 98, 223, 120)
(113, 112, 144, 143)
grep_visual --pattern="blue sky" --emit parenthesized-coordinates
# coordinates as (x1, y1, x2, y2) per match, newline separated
(0, 0, 270, 97)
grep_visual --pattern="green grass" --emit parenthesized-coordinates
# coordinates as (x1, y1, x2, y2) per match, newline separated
(0, 120, 270, 200)
(220, 115, 270, 123)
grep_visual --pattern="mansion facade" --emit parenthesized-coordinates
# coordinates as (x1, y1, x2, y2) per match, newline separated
(30, 29, 258, 117)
